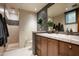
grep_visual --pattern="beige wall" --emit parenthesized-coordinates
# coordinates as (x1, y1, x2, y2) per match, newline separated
(19, 9, 37, 48)
(48, 13, 78, 32)
(0, 5, 19, 46)
(7, 25, 19, 44)
(0, 6, 19, 44)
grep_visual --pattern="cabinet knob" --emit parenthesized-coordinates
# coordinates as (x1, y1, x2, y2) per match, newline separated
(69, 45, 72, 49)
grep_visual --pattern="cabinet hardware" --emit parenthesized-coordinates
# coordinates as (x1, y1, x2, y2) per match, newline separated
(69, 45, 72, 49)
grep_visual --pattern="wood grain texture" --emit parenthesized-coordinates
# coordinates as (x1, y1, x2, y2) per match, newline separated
(59, 41, 71, 56)
(35, 35, 41, 55)
(40, 37, 48, 56)
(35, 35, 79, 56)
(48, 39, 58, 56)
(70, 44, 79, 56)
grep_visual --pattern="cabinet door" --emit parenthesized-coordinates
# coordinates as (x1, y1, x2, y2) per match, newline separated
(36, 36, 41, 50)
(48, 39, 58, 56)
(36, 35, 41, 55)
(70, 44, 79, 56)
(59, 41, 70, 56)
(40, 37, 48, 56)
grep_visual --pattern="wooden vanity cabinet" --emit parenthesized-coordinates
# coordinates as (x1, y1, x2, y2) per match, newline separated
(59, 41, 79, 56)
(40, 37, 48, 56)
(70, 44, 79, 56)
(59, 41, 71, 56)
(35, 35, 79, 56)
(35, 35, 41, 55)
(48, 39, 58, 56)
(35, 35, 48, 56)
(36, 36, 41, 50)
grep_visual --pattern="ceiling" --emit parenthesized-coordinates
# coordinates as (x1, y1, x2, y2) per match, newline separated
(6, 3, 47, 13)
(48, 3, 79, 17)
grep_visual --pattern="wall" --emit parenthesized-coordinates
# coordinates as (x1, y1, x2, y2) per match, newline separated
(7, 25, 19, 44)
(19, 9, 37, 48)
(6, 8, 19, 44)
(48, 13, 78, 32)
(0, 6, 4, 17)
(0, 5, 19, 44)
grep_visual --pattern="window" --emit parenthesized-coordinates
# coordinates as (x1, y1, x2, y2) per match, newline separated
(65, 10, 77, 24)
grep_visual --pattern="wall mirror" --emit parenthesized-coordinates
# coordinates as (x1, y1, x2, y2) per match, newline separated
(47, 3, 79, 32)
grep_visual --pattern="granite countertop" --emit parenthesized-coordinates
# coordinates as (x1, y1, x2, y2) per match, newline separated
(36, 33, 79, 45)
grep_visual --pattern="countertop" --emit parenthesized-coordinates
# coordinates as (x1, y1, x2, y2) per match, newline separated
(36, 33, 79, 45)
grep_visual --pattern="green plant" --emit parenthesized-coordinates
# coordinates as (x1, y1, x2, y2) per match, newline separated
(37, 18, 43, 26)
(47, 20, 54, 27)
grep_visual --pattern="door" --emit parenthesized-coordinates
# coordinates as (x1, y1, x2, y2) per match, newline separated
(59, 41, 71, 56)
(36, 35, 41, 55)
(48, 39, 58, 56)
(40, 36, 48, 56)
(70, 44, 79, 56)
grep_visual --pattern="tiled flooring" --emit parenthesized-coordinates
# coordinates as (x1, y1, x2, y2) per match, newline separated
(0, 43, 33, 56)
(3, 46, 33, 56)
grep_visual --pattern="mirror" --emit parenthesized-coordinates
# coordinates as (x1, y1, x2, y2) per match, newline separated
(48, 3, 79, 32)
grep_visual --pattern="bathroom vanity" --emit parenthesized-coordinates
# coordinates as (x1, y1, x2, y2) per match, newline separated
(33, 32, 79, 56)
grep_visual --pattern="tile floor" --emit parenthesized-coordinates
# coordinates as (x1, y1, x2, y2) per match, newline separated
(3, 46, 33, 56)
(0, 43, 33, 56)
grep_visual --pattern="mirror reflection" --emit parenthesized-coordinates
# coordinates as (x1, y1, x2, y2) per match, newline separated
(48, 3, 79, 33)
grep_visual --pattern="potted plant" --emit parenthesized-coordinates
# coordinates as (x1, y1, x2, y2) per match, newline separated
(37, 18, 43, 31)
(47, 20, 54, 32)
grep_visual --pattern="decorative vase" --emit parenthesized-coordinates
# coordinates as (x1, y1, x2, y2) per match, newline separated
(48, 27, 53, 33)
(39, 25, 42, 31)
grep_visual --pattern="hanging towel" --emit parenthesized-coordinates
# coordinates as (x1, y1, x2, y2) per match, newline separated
(0, 14, 5, 46)
(2, 17, 9, 37)
(0, 14, 4, 39)
(2, 17, 9, 43)
(0, 13, 9, 46)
